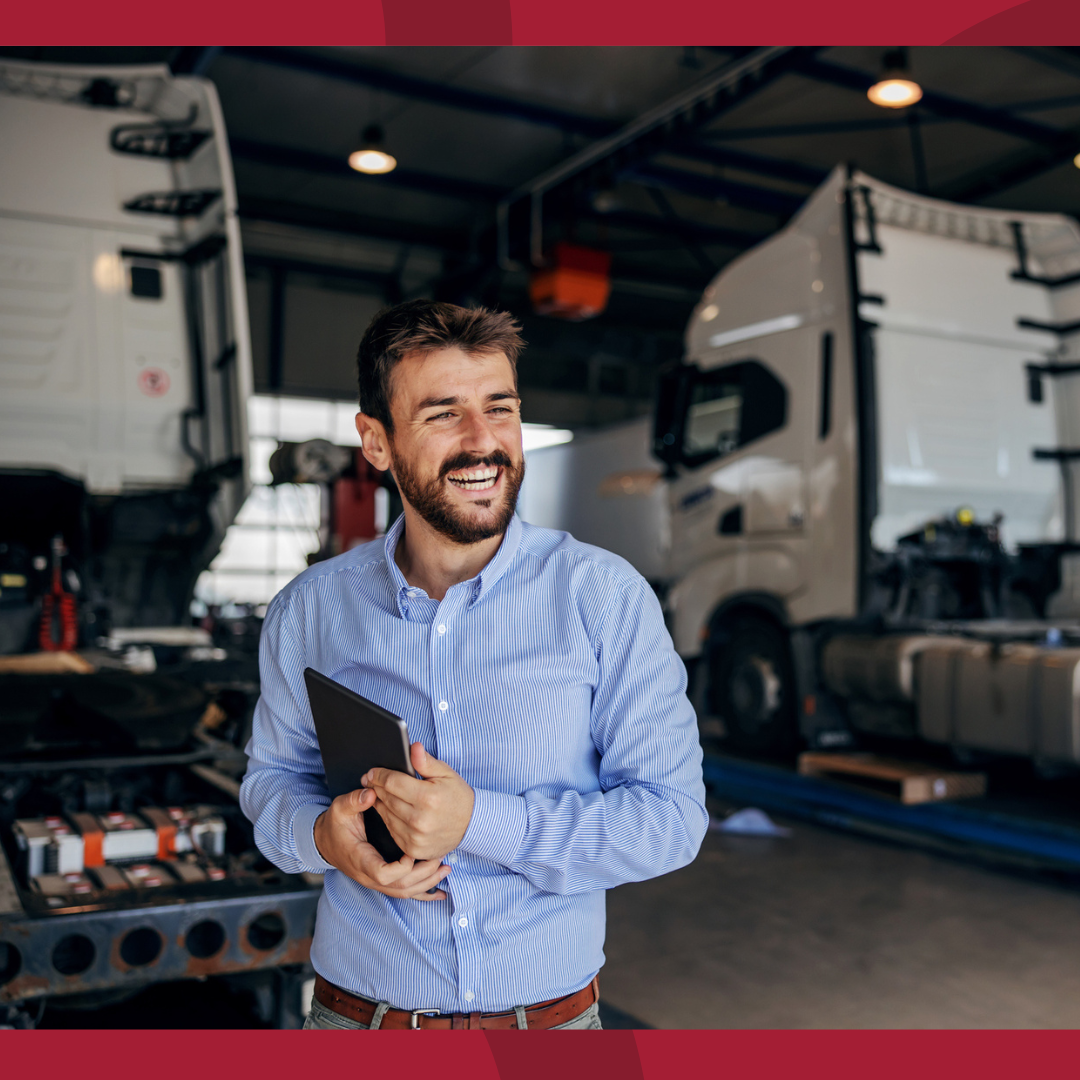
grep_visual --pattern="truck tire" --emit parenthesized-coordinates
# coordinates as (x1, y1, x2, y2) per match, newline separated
(709, 614, 798, 757)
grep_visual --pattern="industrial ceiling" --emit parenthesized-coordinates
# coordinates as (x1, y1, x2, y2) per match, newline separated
(4, 45, 1080, 424)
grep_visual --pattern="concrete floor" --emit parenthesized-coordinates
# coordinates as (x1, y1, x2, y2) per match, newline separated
(602, 798, 1080, 1029)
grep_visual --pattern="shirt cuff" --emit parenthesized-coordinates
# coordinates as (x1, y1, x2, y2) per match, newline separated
(292, 800, 335, 873)
(458, 788, 529, 867)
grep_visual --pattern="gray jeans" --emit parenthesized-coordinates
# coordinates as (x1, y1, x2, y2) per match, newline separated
(303, 996, 602, 1030)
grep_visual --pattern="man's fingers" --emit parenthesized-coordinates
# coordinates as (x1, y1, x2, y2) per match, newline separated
(370, 786, 420, 822)
(372, 857, 418, 887)
(364, 768, 421, 803)
(351, 852, 449, 899)
(393, 861, 450, 899)
(372, 801, 424, 853)
(398, 859, 449, 890)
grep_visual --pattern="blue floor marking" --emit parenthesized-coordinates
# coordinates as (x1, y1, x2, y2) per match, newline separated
(702, 754, 1080, 868)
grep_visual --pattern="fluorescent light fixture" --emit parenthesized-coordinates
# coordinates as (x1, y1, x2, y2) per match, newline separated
(522, 424, 573, 451)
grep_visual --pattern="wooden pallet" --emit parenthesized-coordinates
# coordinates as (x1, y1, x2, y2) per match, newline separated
(797, 752, 987, 805)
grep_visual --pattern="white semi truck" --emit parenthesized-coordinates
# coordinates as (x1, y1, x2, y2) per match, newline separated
(0, 58, 252, 639)
(0, 62, 318, 1026)
(523, 166, 1080, 765)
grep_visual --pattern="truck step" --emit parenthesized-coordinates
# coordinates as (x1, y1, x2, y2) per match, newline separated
(797, 752, 987, 805)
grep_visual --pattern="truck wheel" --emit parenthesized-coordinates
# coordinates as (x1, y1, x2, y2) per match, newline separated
(709, 615, 798, 757)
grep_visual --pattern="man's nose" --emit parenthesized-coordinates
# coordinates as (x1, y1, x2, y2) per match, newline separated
(458, 410, 499, 454)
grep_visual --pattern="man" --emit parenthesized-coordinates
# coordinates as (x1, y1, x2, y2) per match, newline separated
(240, 300, 707, 1030)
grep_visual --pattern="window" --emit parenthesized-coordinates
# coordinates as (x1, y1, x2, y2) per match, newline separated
(685, 372, 742, 460)
(195, 396, 572, 608)
(195, 396, 363, 607)
(679, 361, 787, 469)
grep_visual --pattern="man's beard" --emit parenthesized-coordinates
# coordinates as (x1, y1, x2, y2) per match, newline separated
(390, 446, 525, 545)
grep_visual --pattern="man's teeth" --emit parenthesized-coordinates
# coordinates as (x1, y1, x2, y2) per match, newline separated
(447, 468, 499, 490)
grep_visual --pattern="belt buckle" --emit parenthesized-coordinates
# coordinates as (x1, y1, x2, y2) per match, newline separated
(409, 1008, 441, 1029)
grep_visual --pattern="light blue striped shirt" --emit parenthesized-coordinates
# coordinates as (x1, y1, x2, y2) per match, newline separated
(240, 512, 707, 1013)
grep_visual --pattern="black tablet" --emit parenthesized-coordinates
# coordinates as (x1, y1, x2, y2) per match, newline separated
(303, 667, 415, 864)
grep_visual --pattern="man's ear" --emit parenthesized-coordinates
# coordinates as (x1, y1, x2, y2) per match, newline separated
(356, 413, 393, 472)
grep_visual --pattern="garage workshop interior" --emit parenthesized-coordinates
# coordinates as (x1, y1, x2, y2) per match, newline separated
(3, 45, 1080, 1029)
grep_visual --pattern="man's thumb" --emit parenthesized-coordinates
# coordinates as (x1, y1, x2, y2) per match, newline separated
(344, 787, 375, 811)
(412, 741, 454, 778)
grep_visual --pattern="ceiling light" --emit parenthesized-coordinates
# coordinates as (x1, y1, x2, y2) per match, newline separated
(867, 49, 923, 110)
(348, 124, 397, 175)
(1074, 152, 1080, 169)
(590, 187, 621, 214)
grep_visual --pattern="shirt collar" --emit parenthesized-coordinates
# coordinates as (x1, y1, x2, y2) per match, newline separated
(383, 512, 523, 617)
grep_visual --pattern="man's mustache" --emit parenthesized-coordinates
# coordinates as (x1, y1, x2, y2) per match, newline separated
(439, 450, 516, 479)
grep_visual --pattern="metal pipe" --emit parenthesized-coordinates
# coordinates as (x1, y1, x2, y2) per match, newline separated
(496, 46, 793, 270)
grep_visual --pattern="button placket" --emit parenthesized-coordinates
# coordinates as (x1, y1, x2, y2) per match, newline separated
(429, 590, 465, 745)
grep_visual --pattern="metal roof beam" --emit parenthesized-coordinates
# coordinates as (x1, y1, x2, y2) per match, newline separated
(232, 136, 793, 237)
(237, 197, 716, 301)
(628, 161, 805, 217)
(585, 208, 765, 251)
(795, 56, 1075, 149)
(237, 196, 469, 254)
(665, 141, 828, 186)
(222, 47, 617, 138)
(942, 136, 1080, 203)
(699, 115, 938, 140)
(244, 251, 396, 291)
(498, 46, 819, 268)
(229, 137, 502, 203)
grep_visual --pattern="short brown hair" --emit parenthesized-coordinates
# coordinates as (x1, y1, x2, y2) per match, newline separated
(357, 300, 525, 432)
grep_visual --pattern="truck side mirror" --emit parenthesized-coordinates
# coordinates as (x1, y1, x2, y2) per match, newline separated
(653, 365, 694, 475)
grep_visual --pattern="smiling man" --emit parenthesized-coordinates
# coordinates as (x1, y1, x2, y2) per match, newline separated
(240, 300, 707, 1030)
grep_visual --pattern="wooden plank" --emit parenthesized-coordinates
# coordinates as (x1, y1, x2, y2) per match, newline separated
(798, 752, 987, 805)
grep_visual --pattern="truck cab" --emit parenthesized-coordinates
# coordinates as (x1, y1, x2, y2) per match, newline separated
(0, 58, 253, 640)
(525, 166, 1080, 762)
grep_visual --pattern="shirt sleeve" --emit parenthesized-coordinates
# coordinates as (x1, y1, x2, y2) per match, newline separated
(457, 574, 709, 893)
(239, 596, 334, 875)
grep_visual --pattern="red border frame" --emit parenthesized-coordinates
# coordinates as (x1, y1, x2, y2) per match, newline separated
(2, 1028, 1079, 1076)
(3, 10, 1080, 1072)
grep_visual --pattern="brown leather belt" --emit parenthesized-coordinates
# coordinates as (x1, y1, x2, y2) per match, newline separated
(313, 973, 599, 1030)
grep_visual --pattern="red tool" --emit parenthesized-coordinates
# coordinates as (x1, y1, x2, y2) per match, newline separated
(39, 534, 78, 652)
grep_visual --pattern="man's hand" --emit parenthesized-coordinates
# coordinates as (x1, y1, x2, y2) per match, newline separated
(363, 743, 475, 862)
(313, 787, 449, 900)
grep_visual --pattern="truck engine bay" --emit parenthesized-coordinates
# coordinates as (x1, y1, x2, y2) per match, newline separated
(0, 635, 319, 1028)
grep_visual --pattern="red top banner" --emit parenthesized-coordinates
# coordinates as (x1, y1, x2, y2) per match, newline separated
(2, 0, 1079, 45)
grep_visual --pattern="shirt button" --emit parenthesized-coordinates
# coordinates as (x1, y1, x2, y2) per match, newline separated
(439, 701, 448, 711)
(438, 625, 446, 635)
(458, 916, 468, 928)
(464, 991, 474, 1003)
(447, 854, 456, 864)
